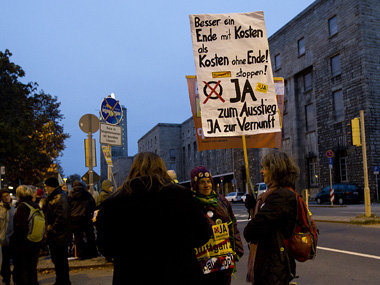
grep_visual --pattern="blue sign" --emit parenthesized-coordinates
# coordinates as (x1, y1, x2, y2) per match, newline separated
(329, 158, 333, 165)
(100, 97, 122, 125)
(374, 166, 379, 175)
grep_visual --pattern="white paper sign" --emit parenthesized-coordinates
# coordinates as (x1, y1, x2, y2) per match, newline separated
(189, 11, 281, 137)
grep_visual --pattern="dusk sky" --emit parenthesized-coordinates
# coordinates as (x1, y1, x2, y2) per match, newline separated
(1, 0, 315, 178)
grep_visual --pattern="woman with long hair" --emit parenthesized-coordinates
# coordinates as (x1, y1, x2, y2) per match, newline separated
(96, 152, 211, 285)
(244, 150, 299, 285)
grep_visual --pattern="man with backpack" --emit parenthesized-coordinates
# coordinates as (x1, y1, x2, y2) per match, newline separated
(10, 185, 42, 285)
(43, 177, 71, 285)
(244, 151, 303, 285)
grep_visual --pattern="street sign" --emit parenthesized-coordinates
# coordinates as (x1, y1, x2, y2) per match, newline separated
(82, 170, 100, 184)
(79, 114, 100, 133)
(326, 150, 334, 158)
(100, 97, 122, 125)
(0, 166, 5, 175)
(374, 166, 379, 175)
(100, 123, 122, 146)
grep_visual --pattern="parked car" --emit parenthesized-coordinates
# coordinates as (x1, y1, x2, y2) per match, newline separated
(241, 193, 247, 203)
(315, 184, 363, 205)
(255, 182, 267, 197)
(225, 192, 244, 203)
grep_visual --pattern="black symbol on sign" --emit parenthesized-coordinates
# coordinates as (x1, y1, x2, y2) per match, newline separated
(203, 81, 225, 104)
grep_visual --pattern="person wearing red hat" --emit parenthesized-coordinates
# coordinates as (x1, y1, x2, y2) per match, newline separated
(191, 166, 244, 285)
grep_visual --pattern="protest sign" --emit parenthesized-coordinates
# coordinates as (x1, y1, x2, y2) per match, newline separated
(189, 11, 281, 137)
(186, 75, 284, 151)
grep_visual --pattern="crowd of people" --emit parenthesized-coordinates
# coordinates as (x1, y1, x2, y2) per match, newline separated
(0, 150, 300, 285)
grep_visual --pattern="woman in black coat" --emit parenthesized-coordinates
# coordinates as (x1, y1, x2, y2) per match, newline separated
(244, 150, 299, 285)
(96, 152, 212, 285)
(10, 185, 41, 285)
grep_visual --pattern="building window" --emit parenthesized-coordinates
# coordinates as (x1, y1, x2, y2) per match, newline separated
(329, 15, 338, 37)
(169, 149, 175, 159)
(340, 157, 348, 182)
(303, 71, 312, 91)
(309, 158, 319, 187)
(305, 104, 315, 131)
(193, 142, 197, 161)
(298, 37, 305, 56)
(333, 89, 344, 122)
(169, 163, 176, 171)
(331, 54, 341, 76)
(188, 144, 191, 160)
(275, 54, 281, 70)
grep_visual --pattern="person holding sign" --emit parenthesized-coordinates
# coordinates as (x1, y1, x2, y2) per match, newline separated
(95, 152, 211, 285)
(191, 166, 244, 285)
(243, 150, 299, 284)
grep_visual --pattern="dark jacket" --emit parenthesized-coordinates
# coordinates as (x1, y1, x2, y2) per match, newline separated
(96, 176, 212, 285)
(244, 187, 297, 285)
(44, 187, 71, 246)
(69, 183, 96, 229)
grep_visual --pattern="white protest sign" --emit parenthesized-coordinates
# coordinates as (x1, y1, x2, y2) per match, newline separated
(189, 12, 281, 137)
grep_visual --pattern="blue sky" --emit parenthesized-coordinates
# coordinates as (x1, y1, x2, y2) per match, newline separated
(1, 0, 315, 177)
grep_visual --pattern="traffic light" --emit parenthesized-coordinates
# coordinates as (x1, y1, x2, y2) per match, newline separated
(351, 117, 361, 146)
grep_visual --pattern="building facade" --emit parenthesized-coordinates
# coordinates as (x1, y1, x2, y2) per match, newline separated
(269, 0, 380, 197)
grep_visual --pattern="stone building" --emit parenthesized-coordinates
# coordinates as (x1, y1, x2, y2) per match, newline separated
(269, 0, 380, 197)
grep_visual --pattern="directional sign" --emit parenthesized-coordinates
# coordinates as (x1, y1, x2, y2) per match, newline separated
(326, 150, 334, 158)
(82, 170, 100, 184)
(374, 166, 379, 175)
(100, 97, 122, 125)
(100, 123, 122, 146)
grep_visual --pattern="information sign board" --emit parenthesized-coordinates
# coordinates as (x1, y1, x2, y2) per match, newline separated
(100, 123, 122, 146)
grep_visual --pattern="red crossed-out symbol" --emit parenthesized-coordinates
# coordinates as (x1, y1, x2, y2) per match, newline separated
(203, 81, 225, 104)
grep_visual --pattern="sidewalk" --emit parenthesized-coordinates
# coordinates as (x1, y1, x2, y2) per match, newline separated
(38, 256, 112, 272)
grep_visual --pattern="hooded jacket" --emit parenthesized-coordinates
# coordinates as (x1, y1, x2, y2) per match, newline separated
(69, 182, 96, 228)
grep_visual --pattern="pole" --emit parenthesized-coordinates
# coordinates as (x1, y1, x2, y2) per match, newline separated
(242, 136, 252, 195)
(329, 166, 333, 206)
(360, 110, 371, 217)
(107, 145, 112, 181)
(88, 132, 94, 193)
(376, 174, 379, 201)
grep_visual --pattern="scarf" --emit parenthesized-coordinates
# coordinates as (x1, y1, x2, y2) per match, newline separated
(246, 186, 278, 283)
(194, 191, 218, 208)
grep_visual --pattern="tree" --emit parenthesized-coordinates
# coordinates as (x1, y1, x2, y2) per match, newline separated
(0, 50, 69, 186)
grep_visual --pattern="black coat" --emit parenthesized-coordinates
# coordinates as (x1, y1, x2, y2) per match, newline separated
(96, 176, 212, 285)
(244, 187, 297, 285)
(45, 187, 71, 246)
(69, 184, 96, 229)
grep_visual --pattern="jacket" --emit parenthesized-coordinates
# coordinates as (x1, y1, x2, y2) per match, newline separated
(96, 189, 112, 207)
(69, 183, 96, 228)
(96, 176, 212, 285)
(44, 187, 71, 246)
(244, 187, 297, 285)
(0, 201, 15, 246)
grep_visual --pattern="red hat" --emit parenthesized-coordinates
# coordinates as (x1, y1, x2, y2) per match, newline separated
(190, 166, 214, 191)
(36, 188, 45, 198)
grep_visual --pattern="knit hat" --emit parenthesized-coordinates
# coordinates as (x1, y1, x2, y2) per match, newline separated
(101, 180, 112, 192)
(190, 166, 213, 191)
(44, 177, 59, 188)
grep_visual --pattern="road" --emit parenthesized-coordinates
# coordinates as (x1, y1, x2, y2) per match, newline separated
(10, 203, 380, 284)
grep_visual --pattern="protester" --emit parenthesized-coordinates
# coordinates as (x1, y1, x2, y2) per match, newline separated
(10, 185, 41, 285)
(96, 180, 113, 206)
(0, 189, 15, 285)
(96, 152, 211, 284)
(190, 166, 244, 285)
(69, 181, 98, 259)
(43, 177, 71, 285)
(243, 150, 299, 285)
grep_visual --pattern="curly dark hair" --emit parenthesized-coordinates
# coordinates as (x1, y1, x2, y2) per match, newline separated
(260, 150, 300, 188)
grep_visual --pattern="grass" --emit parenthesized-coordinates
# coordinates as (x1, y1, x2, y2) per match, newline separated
(350, 214, 380, 225)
